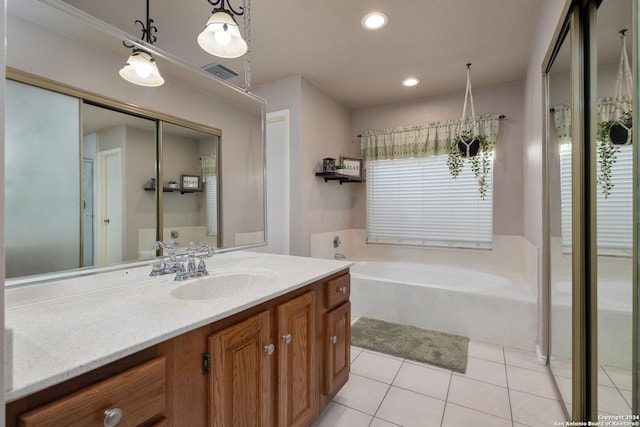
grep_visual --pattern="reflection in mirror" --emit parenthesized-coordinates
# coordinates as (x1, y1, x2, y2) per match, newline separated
(547, 24, 572, 415)
(157, 123, 220, 255)
(595, 0, 633, 415)
(5, 80, 81, 278)
(4, 87, 158, 279)
(82, 103, 157, 266)
(5, 0, 266, 285)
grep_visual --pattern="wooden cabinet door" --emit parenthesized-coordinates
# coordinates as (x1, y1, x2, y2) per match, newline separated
(276, 291, 317, 427)
(324, 302, 351, 397)
(208, 311, 273, 427)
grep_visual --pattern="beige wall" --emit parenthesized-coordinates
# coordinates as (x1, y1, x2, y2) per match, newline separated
(522, 0, 570, 354)
(352, 80, 525, 236)
(254, 76, 353, 256)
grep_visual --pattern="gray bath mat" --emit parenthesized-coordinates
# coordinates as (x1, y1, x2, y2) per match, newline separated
(351, 317, 469, 373)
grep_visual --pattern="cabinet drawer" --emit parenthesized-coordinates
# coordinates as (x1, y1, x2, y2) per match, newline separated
(326, 274, 350, 309)
(20, 357, 166, 427)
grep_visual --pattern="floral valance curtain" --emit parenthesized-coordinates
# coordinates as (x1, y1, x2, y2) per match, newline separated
(360, 115, 501, 161)
(552, 97, 632, 143)
(200, 154, 217, 181)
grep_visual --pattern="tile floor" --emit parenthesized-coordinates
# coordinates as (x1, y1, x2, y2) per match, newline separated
(550, 356, 633, 417)
(312, 341, 568, 427)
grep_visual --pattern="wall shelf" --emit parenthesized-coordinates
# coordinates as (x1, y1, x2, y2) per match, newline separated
(315, 172, 364, 185)
(144, 187, 202, 194)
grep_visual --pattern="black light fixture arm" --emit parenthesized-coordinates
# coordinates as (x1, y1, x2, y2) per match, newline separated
(123, 0, 158, 48)
(207, 0, 245, 17)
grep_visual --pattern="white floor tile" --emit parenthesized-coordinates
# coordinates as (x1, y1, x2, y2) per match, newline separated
(598, 385, 632, 415)
(621, 389, 632, 408)
(598, 366, 616, 387)
(369, 418, 402, 427)
(404, 358, 453, 374)
(442, 402, 512, 427)
(351, 346, 363, 363)
(507, 365, 558, 399)
(375, 386, 446, 427)
(333, 374, 390, 415)
(454, 356, 507, 387)
(351, 351, 403, 384)
(311, 402, 372, 427)
(553, 374, 573, 405)
(467, 340, 505, 363)
(392, 361, 452, 400)
(447, 375, 511, 419)
(510, 389, 566, 427)
(602, 365, 633, 391)
(323, 339, 578, 427)
(504, 347, 547, 372)
(549, 355, 572, 378)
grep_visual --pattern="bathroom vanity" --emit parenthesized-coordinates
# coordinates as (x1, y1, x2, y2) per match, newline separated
(5, 252, 351, 427)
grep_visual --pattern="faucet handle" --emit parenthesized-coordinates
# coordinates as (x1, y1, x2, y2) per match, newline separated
(188, 242, 214, 257)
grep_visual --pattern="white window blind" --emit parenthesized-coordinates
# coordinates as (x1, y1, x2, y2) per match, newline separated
(366, 155, 493, 249)
(559, 144, 632, 255)
(206, 176, 217, 236)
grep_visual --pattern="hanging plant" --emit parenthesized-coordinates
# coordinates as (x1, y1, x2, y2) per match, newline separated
(446, 64, 494, 199)
(598, 109, 632, 146)
(447, 131, 493, 199)
(595, 30, 632, 198)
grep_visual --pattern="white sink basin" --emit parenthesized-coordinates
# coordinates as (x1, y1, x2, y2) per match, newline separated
(170, 269, 279, 300)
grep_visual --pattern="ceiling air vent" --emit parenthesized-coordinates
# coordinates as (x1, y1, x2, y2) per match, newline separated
(202, 62, 239, 80)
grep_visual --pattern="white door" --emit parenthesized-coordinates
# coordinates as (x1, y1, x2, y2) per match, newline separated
(257, 110, 290, 255)
(97, 148, 123, 264)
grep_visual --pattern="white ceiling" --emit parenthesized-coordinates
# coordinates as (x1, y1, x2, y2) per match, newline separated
(63, 0, 545, 110)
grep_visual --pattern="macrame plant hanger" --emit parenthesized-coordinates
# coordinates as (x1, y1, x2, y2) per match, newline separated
(610, 29, 633, 145)
(457, 63, 481, 157)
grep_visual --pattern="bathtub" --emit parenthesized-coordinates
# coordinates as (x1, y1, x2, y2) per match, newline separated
(350, 261, 537, 350)
(551, 280, 632, 368)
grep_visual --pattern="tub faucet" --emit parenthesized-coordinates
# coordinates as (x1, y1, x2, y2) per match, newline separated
(334, 252, 346, 260)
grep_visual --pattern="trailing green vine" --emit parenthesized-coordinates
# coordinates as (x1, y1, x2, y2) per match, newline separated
(596, 140, 619, 198)
(596, 110, 631, 198)
(447, 131, 494, 199)
(446, 140, 464, 179)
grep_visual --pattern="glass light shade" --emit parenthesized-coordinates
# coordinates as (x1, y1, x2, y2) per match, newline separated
(119, 49, 165, 87)
(197, 11, 247, 58)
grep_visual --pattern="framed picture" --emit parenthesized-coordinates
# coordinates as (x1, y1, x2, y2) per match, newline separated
(339, 157, 363, 178)
(181, 174, 201, 190)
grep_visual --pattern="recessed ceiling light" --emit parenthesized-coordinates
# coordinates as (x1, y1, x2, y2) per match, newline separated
(362, 12, 388, 30)
(402, 77, 420, 87)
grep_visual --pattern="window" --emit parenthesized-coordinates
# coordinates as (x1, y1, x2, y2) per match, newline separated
(559, 144, 632, 255)
(366, 154, 493, 249)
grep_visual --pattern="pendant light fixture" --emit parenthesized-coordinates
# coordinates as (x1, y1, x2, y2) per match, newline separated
(197, 0, 248, 58)
(119, 0, 165, 87)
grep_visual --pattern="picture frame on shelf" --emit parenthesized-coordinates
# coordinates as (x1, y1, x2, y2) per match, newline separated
(339, 157, 363, 178)
(181, 174, 200, 190)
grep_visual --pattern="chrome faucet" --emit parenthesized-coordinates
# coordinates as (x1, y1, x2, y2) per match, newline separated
(334, 252, 346, 260)
(174, 242, 214, 281)
(150, 240, 180, 276)
(150, 239, 214, 280)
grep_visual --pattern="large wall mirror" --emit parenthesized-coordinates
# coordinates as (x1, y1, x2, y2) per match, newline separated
(5, 0, 265, 283)
(547, 0, 634, 418)
(547, 17, 572, 417)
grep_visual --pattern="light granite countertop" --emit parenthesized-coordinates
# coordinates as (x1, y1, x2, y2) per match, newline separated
(5, 251, 351, 402)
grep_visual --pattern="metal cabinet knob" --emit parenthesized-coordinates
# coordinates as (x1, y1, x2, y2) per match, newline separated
(339, 286, 347, 294)
(329, 336, 338, 344)
(282, 333, 292, 344)
(264, 344, 275, 355)
(103, 408, 122, 427)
